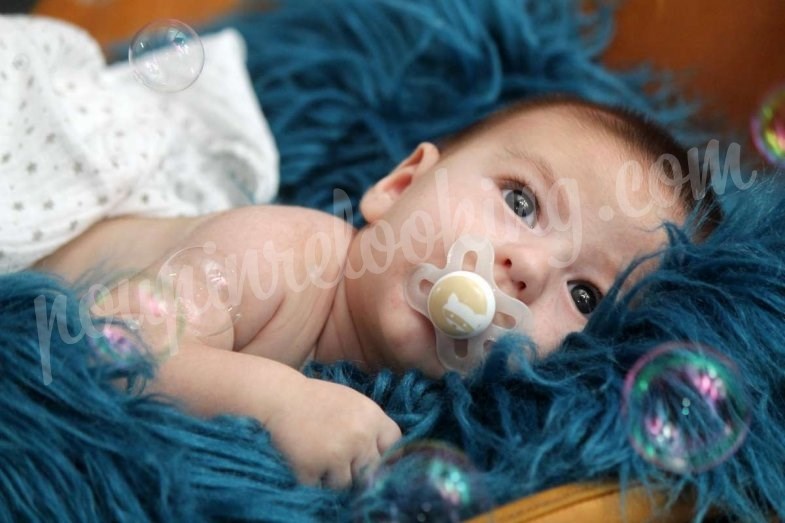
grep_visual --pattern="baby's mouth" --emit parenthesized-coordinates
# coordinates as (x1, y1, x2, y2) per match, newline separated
(404, 235, 533, 375)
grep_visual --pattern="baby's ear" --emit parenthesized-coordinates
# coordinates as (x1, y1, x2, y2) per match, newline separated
(360, 142, 440, 223)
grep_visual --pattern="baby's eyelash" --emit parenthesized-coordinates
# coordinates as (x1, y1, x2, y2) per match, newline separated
(498, 176, 541, 221)
(499, 176, 538, 200)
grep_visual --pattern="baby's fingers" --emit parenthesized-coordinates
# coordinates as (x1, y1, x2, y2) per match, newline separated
(377, 417, 402, 455)
(350, 418, 401, 485)
(321, 464, 352, 490)
(350, 443, 383, 484)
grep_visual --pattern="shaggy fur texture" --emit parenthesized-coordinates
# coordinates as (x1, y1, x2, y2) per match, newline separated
(226, 0, 703, 219)
(1, 0, 782, 521)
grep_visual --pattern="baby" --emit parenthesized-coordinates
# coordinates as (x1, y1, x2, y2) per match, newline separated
(35, 96, 720, 489)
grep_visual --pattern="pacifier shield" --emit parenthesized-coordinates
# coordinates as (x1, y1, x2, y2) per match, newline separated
(405, 235, 533, 374)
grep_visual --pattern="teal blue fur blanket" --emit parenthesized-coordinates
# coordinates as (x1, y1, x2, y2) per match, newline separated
(1, 1, 783, 521)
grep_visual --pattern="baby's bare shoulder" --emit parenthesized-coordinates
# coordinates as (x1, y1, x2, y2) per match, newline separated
(192, 205, 356, 364)
(213, 205, 352, 240)
(35, 215, 202, 281)
(193, 205, 355, 265)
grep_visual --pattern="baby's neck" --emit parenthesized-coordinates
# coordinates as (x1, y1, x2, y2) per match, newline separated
(312, 275, 369, 369)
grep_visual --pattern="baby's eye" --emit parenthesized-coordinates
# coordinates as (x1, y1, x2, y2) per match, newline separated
(502, 187, 537, 228)
(568, 282, 601, 316)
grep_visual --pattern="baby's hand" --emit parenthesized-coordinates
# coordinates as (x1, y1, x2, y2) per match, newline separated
(266, 377, 401, 489)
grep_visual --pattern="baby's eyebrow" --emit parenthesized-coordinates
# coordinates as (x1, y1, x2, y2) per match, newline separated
(502, 145, 557, 183)
(582, 242, 622, 294)
(499, 144, 570, 220)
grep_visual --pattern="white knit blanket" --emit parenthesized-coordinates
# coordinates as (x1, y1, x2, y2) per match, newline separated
(0, 15, 279, 273)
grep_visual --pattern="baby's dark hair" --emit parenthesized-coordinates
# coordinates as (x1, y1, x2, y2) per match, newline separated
(441, 94, 722, 241)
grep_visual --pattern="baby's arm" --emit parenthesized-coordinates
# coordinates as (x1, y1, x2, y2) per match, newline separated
(146, 206, 401, 487)
(147, 336, 400, 488)
(42, 207, 401, 488)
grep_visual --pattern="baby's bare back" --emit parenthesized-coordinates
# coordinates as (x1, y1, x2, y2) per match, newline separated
(37, 205, 354, 367)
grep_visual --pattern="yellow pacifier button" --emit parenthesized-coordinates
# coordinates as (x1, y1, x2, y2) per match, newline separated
(427, 271, 496, 339)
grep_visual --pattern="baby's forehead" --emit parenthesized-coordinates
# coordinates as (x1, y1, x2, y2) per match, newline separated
(494, 107, 688, 225)
(486, 106, 648, 172)
(494, 105, 686, 192)
(444, 99, 693, 217)
(494, 103, 632, 144)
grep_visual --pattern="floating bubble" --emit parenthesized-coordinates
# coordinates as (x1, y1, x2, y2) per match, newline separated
(88, 244, 239, 356)
(128, 19, 204, 93)
(751, 83, 785, 167)
(351, 441, 494, 522)
(154, 242, 242, 341)
(623, 342, 751, 474)
(89, 321, 145, 362)
(87, 320, 162, 393)
(89, 278, 186, 358)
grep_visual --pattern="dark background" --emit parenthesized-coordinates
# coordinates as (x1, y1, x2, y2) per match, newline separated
(2, 0, 37, 13)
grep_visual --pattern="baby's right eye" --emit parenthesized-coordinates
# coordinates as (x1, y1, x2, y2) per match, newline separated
(502, 186, 538, 228)
(568, 282, 602, 316)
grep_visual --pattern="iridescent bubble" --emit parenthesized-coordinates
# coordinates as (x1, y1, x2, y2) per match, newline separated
(351, 441, 494, 522)
(154, 242, 242, 341)
(89, 278, 186, 358)
(128, 19, 204, 93)
(90, 321, 145, 362)
(751, 83, 785, 167)
(623, 342, 751, 474)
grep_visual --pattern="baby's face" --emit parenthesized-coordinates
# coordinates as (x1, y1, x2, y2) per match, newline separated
(345, 107, 683, 376)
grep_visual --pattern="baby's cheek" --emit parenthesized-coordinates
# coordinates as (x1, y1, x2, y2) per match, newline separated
(528, 306, 583, 356)
(369, 274, 407, 327)
(382, 307, 436, 369)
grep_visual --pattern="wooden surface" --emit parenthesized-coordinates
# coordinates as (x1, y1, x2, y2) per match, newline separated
(33, 0, 785, 137)
(605, 0, 785, 133)
(34, 0, 241, 46)
(465, 482, 696, 523)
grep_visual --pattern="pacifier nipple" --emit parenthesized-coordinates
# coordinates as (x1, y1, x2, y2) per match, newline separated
(405, 236, 533, 374)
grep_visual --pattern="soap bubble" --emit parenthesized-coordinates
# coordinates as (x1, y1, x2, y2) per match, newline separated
(89, 277, 186, 358)
(154, 242, 242, 341)
(351, 441, 494, 522)
(751, 83, 785, 167)
(90, 321, 145, 362)
(88, 244, 240, 357)
(128, 19, 204, 93)
(623, 342, 751, 474)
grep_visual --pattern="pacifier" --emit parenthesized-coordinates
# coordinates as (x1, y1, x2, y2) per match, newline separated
(405, 236, 533, 374)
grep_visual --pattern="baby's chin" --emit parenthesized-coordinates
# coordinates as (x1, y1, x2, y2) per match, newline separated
(377, 303, 446, 378)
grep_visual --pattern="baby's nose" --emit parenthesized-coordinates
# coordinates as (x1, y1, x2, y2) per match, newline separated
(499, 258, 527, 295)
(495, 246, 548, 304)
